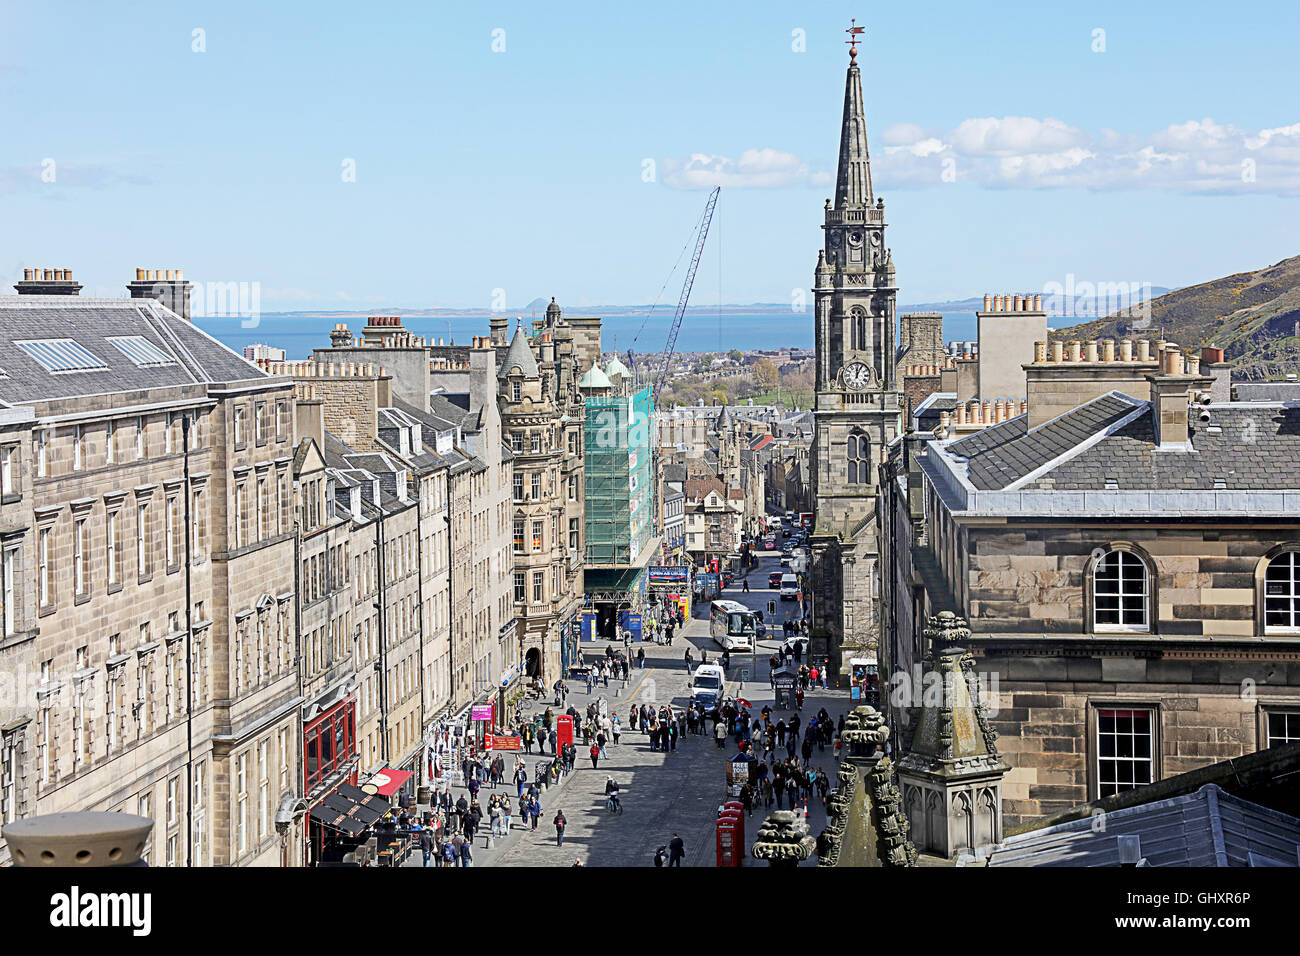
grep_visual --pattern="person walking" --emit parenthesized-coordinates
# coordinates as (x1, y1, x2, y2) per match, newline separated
(589, 742, 601, 770)
(668, 833, 685, 867)
(714, 719, 727, 749)
(636, 647, 646, 670)
(553, 810, 567, 847)
(742, 577, 750, 592)
(527, 797, 542, 830)
(684, 647, 693, 670)
(419, 826, 435, 867)
(612, 716, 622, 746)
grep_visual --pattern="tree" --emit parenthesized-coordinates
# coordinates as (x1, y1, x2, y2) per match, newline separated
(727, 349, 744, 363)
(754, 358, 778, 391)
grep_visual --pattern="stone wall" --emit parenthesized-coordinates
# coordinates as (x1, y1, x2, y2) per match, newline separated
(966, 525, 1279, 638)
(987, 668, 1300, 828)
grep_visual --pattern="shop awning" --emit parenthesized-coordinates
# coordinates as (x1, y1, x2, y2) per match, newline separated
(363, 768, 413, 797)
(313, 783, 389, 835)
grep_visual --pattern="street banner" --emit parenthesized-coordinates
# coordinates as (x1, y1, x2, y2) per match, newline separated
(485, 734, 522, 751)
(648, 565, 690, 585)
(471, 704, 493, 722)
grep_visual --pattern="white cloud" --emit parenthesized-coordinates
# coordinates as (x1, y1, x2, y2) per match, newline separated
(947, 116, 1088, 156)
(661, 148, 830, 190)
(872, 115, 1300, 195)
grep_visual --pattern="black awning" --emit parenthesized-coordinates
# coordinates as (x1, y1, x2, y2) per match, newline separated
(312, 783, 389, 834)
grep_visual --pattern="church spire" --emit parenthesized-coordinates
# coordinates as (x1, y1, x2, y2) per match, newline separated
(835, 22, 873, 208)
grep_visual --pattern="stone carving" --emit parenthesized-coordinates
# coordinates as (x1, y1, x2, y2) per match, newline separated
(922, 609, 970, 648)
(839, 704, 889, 757)
(868, 757, 917, 867)
(817, 761, 861, 867)
(752, 810, 817, 868)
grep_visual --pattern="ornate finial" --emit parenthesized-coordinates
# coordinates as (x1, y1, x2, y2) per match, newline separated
(845, 18, 865, 63)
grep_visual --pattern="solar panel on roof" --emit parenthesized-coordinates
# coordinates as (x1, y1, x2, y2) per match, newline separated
(15, 338, 108, 373)
(108, 335, 176, 367)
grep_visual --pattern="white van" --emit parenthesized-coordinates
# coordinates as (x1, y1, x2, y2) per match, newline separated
(689, 663, 727, 708)
(779, 573, 799, 600)
(766, 515, 783, 530)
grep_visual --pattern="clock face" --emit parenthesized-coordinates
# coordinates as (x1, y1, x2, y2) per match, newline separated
(848, 231, 863, 245)
(843, 362, 871, 390)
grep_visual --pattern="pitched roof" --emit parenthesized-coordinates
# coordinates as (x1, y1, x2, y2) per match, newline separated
(1026, 403, 1300, 491)
(944, 393, 1140, 491)
(979, 784, 1300, 868)
(0, 296, 269, 402)
(498, 326, 539, 380)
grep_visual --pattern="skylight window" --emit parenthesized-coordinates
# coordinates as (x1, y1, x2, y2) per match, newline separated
(16, 339, 108, 373)
(109, 336, 175, 368)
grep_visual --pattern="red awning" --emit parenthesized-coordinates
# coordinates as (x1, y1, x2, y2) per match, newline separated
(363, 768, 413, 797)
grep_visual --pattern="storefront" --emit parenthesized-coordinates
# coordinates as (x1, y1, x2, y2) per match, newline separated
(584, 567, 648, 641)
(301, 693, 360, 867)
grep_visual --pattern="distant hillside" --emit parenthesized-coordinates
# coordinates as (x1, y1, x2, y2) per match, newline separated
(1055, 255, 1300, 382)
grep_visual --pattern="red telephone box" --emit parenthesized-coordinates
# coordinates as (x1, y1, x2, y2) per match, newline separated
(716, 818, 740, 867)
(556, 714, 574, 753)
(722, 800, 745, 851)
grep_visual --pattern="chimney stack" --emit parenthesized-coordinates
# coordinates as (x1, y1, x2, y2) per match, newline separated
(127, 268, 192, 320)
(14, 267, 82, 296)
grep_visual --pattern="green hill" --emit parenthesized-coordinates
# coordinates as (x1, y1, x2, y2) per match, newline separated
(1054, 255, 1300, 381)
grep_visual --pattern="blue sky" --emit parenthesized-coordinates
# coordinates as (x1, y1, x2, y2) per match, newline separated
(2, 0, 1298, 311)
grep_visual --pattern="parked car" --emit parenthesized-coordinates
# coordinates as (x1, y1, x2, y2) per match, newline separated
(769, 570, 784, 588)
(780, 555, 792, 567)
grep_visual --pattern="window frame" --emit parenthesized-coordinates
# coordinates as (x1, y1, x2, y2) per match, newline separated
(1091, 547, 1151, 633)
(1092, 704, 1158, 799)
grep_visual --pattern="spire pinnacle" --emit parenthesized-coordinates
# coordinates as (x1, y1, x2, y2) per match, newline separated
(836, 20, 873, 208)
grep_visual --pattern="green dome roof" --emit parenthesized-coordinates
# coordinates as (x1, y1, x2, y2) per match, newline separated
(578, 364, 612, 389)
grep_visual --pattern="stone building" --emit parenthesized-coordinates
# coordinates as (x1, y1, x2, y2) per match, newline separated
(310, 322, 516, 725)
(494, 303, 588, 683)
(0, 278, 299, 867)
(682, 477, 744, 568)
(881, 338, 1300, 830)
(808, 39, 900, 674)
(900, 293, 1045, 436)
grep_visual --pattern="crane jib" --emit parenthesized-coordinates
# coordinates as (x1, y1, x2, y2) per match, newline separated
(654, 185, 721, 404)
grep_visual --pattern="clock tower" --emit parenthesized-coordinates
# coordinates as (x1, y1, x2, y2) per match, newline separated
(808, 25, 900, 674)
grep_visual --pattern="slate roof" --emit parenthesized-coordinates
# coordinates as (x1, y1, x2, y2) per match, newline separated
(1025, 403, 1300, 491)
(944, 393, 1140, 491)
(0, 296, 269, 402)
(980, 784, 1300, 867)
(498, 326, 539, 380)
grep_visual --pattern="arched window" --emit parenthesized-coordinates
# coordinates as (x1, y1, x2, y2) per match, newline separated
(847, 433, 869, 485)
(1264, 551, 1300, 632)
(849, 307, 867, 352)
(1093, 549, 1149, 631)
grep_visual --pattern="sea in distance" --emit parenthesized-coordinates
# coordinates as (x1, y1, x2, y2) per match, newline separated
(198, 304, 980, 360)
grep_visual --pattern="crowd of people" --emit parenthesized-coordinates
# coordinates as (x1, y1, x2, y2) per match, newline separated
(391, 579, 851, 868)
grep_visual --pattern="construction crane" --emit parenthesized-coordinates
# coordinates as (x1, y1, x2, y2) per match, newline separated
(653, 185, 720, 405)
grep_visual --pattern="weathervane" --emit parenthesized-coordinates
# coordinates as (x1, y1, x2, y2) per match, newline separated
(846, 19, 865, 63)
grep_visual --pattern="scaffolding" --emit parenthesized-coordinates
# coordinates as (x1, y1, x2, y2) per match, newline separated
(584, 386, 655, 567)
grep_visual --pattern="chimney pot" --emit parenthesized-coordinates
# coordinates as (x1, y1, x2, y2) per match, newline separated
(1033, 341, 1047, 363)
(1085, 340, 1099, 363)
(1101, 339, 1115, 363)
(983, 294, 992, 311)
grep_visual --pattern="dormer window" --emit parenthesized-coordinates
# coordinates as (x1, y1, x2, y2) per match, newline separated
(512, 380, 521, 402)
